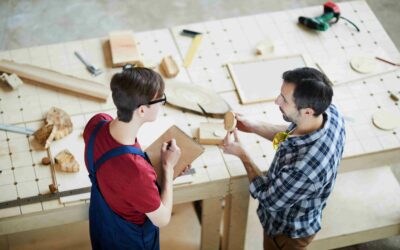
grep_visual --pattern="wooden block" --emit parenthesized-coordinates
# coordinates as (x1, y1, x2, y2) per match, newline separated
(160, 55, 179, 78)
(145, 125, 204, 182)
(0, 73, 23, 89)
(224, 111, 236, 131)
(54, 149, 80, 173)
(199, 123, 225, 145)
(0, 59, 109, 101)
(109, 30, 142, 67)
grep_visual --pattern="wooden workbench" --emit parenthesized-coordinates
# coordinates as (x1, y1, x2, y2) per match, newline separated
(1, 1, 400, 249)
(168, 1, 400, 249)
(0, 29, 230, 250)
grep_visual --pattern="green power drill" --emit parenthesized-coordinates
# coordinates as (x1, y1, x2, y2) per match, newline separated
(299, 1, 359, 32)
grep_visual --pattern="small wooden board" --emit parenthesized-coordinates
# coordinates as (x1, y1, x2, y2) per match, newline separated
(198, 123, 226, 145)
(109, 30, 142, 67)
(145, 125, 204, 181)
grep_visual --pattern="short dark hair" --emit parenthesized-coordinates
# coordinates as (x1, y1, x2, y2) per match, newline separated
(282, 67, 333, 116)
(110, 67, 165, 122)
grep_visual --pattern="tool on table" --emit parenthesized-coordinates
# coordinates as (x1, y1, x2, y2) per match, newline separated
(47, 148, 59, 194)
(0, 186, 91, 209)
(375, 57, 400, 67)
(298, 1, 360, 32)
(0, 123, 35, 135)
(74, 51, 103, 76)
(181, 29, 203, 68)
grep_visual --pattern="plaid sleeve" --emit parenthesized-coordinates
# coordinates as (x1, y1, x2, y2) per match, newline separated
(249, 168, 315, 212)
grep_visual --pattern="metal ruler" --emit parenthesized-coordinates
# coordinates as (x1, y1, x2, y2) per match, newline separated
(0, 186, 91, 209)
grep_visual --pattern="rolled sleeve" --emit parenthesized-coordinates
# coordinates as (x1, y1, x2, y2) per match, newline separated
(252, 169, 316, 212)
(249, 175, 268, 199)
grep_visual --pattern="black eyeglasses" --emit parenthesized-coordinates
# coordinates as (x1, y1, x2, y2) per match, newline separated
(142, 93, 167, 107)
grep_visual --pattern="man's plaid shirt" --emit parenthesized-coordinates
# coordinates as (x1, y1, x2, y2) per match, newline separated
(249, 104, 346, 238)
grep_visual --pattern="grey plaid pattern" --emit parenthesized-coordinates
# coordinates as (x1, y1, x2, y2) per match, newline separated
(249, 104, 346, 238)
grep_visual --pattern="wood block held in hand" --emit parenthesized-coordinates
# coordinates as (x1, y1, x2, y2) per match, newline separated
(109, 30, 142, 67)
(160, 55, 179, 78)
(198, 123, 225, 145)
(145, 125, 204, 182)
(224, 111, 236, 131)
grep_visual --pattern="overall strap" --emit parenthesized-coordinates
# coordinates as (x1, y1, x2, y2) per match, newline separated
(93, 145, 146, 172)
(87, 120, 108, 179)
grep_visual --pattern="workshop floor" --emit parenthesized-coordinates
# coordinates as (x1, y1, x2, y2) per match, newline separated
(0, 0, 399, 249)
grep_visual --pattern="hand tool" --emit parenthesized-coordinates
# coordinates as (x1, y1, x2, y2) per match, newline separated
(74, 51, 103, 76)
(181, 29, 203, 68)
(0, 123, 35, 135)
(298, 1, 359, 32)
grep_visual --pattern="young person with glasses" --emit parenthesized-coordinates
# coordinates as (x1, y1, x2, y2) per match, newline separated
(83, 64, 180, 250)
(222, 67, 346, 250)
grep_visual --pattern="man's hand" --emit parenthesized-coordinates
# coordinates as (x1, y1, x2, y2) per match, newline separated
(221, 128, 246, 157)
(236, 114, 255, 133)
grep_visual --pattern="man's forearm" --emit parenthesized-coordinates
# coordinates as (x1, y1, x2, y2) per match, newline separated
(253, 122, 288, 141)
(239, 152, 263, 182)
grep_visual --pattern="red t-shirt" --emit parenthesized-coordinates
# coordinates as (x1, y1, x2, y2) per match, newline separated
(83, 113, 161, 225)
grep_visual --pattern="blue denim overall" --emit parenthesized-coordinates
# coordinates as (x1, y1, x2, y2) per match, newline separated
(86, 120, 160, 250)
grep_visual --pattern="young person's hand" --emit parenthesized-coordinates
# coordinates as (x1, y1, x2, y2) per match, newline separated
(236, 114, 255, 133)
(161, 139, 181, 174)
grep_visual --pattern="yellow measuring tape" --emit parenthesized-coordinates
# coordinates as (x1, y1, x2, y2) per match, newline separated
(183, 34, 203, 68)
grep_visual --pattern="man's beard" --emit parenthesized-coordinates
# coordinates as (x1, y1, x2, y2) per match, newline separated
(280, 108, 293, 123)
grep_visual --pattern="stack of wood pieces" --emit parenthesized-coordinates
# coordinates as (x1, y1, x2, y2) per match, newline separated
(54, 149, 80, 173)
(33, 107, 73, 148)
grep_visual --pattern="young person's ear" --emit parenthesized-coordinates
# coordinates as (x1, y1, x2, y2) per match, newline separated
(136, 105, 146, 118)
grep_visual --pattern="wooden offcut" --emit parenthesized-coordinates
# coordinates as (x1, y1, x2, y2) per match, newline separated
(33, 124, 57, 149)
(55, 149, 80, 173)
(46, 107, 73, 140)
(0, 59, 109, 101)
(0, 73, 23, 89)
(145, 125, 204, 182)
(160, 55, 179, 78)
(109, 30, 142, 67)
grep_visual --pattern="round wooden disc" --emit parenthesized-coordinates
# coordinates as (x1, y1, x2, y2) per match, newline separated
(372, 110, 400, 130)
(224, 111, 236, 131)
(165, 80, 231, 117)
(350, 55, 376, 74)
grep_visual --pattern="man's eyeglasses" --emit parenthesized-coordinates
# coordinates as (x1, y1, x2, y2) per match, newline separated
(143, 93, 167, 106)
